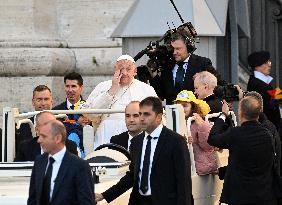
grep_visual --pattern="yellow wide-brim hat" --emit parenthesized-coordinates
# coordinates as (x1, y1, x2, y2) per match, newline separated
(174, 90, 211, 116)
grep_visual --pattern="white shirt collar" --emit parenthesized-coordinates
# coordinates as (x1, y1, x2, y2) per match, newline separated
(145, 124, 163, 139)
(128, 131, 143, 138)
(66, 98, 81, 109)
(49, 146, 66, 163)
(128, 132, 134, 141)
(254, 71, 273, 84)
(183, 54, 190, 63)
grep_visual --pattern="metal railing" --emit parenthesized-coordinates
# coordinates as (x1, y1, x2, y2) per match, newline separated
(1, 107, 124, 162)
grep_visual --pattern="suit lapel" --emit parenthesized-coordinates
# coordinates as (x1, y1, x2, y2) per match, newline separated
(30, 116, 35, 124)
(123, 132, 129, 149)
(152, 127, 167, 171)
(134, 133, 145, 179)
(32, 137, 41, 159)
(36, 154, 48, 201)
(51, 151, 72, 201)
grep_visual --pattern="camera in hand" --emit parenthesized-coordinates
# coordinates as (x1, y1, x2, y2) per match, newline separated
(214, 84, 239, 102)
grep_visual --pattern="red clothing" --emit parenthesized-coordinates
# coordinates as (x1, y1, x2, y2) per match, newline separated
(191, 122, 218, 175)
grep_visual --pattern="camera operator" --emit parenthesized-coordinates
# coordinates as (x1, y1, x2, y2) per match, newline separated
(208, 95, 278, 205)
(247, 50, 281, 130)
(149, 32, 214, 105)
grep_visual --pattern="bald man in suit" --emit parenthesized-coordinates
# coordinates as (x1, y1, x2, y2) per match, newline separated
(27, 112, 95, 205)
(110, 101, 142, 150)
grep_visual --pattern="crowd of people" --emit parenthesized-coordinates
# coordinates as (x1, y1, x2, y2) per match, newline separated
(15, 31, 281, 205)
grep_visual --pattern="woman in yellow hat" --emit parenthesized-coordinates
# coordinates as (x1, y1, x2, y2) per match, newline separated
(174, 90, 218, 175)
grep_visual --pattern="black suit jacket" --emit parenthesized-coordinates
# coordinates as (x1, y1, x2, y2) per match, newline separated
(102, 126, 192, 205)
(16, 116, 35, 154)
(53, 100, 76, 120)
(53, 99, 85, 151)
(150, 54, 212, 104)
(110, 131, 129, 150)
(203, 94, 222, 114)
(28, 151, 95, 205)
(15, 136, 78, 162)
(53, 100, 68, 110)
(208, 119, 275, 204)
(247, 75, 281, 129)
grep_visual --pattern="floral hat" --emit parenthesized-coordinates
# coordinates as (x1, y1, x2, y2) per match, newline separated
(174, 90, 211, 116)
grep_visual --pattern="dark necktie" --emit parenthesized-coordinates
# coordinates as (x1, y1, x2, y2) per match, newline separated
(69, 104, 75, 120)
(41, 157, 55, 205)
(140, 135, 152, 194)
(175, 62, 186, 88)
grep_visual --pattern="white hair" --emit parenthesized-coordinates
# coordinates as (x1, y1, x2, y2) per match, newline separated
(194, 71, 217, 89)
(116, 54, 135, 63)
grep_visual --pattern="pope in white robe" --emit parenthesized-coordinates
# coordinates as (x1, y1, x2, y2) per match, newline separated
(85, 55, 157, 149)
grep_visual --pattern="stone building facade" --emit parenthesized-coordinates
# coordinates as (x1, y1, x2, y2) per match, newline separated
(0, 0, 134, 127)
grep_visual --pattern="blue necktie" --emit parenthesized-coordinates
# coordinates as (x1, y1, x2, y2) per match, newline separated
(175, 62, 186, 88)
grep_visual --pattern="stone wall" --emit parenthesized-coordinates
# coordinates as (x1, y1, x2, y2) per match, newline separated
(0, 0, 134, 126)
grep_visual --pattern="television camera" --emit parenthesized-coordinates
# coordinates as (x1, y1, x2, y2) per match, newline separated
(134, 0, 198, 82)
(134, 22, 197, 81)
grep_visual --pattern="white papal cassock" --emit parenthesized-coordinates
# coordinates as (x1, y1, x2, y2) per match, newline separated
(86, 79, 157, 149)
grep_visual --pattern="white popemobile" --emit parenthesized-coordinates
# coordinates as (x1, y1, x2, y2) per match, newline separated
(0, 105, 232, 205)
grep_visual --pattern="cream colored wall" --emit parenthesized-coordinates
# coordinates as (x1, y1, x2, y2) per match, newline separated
(0, 0, 134, 126)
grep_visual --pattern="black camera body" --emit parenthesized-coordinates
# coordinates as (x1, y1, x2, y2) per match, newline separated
(214, 84, 239, 102)
(134, 22, 197, 81)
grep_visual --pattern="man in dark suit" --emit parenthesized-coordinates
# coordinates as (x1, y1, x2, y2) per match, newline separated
(52, 72, 89, 124)
(27, 111, 95, 205)
(208, 96, 277, 205)
(247, 50, 281, 130)
(149, 32, 215, 105)
(15, 136, 78, 161)
(110, 101, 142, 150)
(53, 72, 91, 156)
(194, 71, 222, 114)
(16, 85, 53, 154)
(95, 96, 192, 205)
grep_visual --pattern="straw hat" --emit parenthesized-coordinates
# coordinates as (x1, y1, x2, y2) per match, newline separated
(174, 90, 211, 116)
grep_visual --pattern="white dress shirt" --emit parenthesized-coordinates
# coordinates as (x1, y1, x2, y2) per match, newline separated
(127, 133, 133, 151)
(172, 55, 191, 85)
(254, 71, 273, 84)
(139, 124, 163, 196)
(66, 98, 82, 109)
(47, 146, 66, 200)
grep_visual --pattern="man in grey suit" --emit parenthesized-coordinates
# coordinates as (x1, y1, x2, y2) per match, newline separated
(27, 111, 95, 205)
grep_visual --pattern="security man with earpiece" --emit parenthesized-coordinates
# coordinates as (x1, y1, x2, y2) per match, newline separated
(150, 32, 217, 105)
